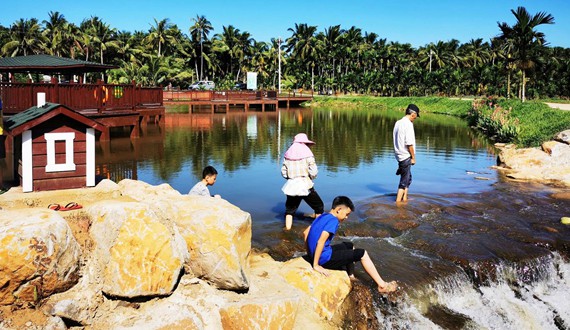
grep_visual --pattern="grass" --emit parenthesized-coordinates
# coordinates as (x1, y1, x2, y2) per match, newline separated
(308, 95, 570, 147)
(308, 96, 472, 117)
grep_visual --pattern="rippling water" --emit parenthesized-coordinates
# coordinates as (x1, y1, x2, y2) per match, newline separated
(96, 107, 570, 329)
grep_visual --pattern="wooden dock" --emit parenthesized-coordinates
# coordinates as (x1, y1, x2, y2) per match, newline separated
(163, 90, 313, 113)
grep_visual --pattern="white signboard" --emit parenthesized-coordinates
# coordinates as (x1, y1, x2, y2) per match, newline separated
(247, 72, 258, 90)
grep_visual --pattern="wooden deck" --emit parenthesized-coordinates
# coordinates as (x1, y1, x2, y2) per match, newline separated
(0, 80, 165, 140)
(163, 90, 312, 113)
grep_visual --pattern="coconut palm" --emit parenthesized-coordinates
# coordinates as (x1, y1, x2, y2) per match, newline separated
(2, 18, 44, 56)
(42, 11, 68, 56)
(146, 18, 176, 57)
(497, 6, 554, 101)
(190, 15, 213, 80)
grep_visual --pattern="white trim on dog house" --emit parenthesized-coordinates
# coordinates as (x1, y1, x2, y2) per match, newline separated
(45, 132, 76, 172)
(86, 128, 95, 186)
(22, 130, 33, 192)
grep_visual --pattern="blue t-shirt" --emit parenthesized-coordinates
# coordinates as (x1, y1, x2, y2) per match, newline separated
(307, 213, 339, 265)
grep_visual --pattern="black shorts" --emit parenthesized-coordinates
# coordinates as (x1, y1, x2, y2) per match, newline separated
(321, 242, 365, 270)
(397, 157, 413, 189)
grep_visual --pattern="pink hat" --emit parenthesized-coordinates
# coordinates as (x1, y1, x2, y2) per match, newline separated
(293, 133, 315, 144)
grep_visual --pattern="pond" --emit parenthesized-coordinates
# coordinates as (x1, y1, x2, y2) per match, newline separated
(96, 107, 570, 328)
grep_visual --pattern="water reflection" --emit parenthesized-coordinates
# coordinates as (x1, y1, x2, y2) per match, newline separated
(95, 107, 497, 231)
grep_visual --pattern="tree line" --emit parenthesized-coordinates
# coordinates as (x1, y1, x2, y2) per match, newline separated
(1, 7, 568, 100)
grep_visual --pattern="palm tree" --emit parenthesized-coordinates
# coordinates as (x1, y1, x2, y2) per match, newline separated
(286, 23, 318, 90)
(190, 15, 213, 80)
(42, 11, 68, 56)
(146, 18, 175, 57)
(497, 6, 554, 101)
(2, 18, 44, 56)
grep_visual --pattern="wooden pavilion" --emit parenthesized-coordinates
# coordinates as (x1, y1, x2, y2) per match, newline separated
(0, 55, 165, 141)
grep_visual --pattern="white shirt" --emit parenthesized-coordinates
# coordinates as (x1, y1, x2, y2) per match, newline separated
(393, 116, 416, 162)
(188, 181, 210, 197)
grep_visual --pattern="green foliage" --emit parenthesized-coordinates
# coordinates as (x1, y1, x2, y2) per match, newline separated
(467, 97, 570, 146)
(311, 96, 472, 117)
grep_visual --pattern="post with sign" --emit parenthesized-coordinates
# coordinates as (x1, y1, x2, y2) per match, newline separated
(246, 72, 258, 91)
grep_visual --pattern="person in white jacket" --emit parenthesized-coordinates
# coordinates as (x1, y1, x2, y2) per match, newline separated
(281, 133, 324, 230)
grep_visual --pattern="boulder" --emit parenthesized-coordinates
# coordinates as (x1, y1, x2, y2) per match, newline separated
(172, 196, 252, 290)
(84, 277, 225, 330)
(279, 258, 351, 320)
(219, 296, 299, 330)
(555, 130, 570, 144)
(117, 179, 182, 201)
(87, 201, 188, 298)
(116, 179, 252, 291)
(0, 209, 80, 306)
(498, 144, 570, 186)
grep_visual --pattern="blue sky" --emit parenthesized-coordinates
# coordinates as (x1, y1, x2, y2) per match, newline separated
(1, 0, 569, 48)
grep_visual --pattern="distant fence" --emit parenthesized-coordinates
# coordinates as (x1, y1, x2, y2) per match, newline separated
(0, 80, 163, 115)
(163, 89, 309, 102)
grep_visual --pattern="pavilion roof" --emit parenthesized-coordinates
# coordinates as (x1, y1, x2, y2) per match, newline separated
(0, 55, 116, 75)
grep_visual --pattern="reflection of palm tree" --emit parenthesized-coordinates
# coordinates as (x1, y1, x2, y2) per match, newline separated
(498, 6, 554, 101)
(190, 15, 213, 81)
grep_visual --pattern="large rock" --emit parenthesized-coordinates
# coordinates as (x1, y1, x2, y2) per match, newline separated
(280, 258, 351, 321)
(117, 179, 252, 291)
(87, 200, 188, 298)
(78, 276, 225, 330)
(497, 142, 570, 186)
(172, 196, 252, 290)
(219, 296, 299, 330)
(0, 209, 80, 306)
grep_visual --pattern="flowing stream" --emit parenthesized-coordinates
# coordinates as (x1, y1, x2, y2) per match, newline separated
(96, 107, 570, 329)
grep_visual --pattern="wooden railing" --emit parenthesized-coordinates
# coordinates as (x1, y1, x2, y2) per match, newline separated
(163, 89, 306, 102)
(0, 80, 163, 115)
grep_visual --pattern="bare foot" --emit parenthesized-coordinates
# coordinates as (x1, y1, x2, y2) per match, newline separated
(378, 281, 398, 293)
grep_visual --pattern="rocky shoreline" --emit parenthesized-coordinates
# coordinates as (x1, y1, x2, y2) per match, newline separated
(0, 179, 370, 329)
(494, 129, 570, 189)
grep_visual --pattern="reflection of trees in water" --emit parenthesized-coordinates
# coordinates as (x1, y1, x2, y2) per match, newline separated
(147, 109, 492, 181)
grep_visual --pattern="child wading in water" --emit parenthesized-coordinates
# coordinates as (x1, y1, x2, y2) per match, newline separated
(304, 196, 398, 293)
(189, 165, 221, 198)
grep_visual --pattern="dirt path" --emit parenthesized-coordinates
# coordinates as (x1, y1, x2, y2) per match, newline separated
(545, 102, 570, 111)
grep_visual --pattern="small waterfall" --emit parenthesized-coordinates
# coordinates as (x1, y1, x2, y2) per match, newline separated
(375, 252, 570, 329)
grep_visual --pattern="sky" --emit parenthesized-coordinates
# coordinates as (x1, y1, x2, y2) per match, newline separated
(1, 0, 569, 48)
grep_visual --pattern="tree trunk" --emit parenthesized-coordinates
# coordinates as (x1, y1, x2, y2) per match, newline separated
(521, 70, 526, 102)
(507, 70, 511, 99)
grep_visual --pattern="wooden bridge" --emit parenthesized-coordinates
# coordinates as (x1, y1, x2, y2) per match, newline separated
(163, 89, 313, 113)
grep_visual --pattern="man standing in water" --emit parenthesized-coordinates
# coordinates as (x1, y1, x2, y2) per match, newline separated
(393, 104, 420, 203)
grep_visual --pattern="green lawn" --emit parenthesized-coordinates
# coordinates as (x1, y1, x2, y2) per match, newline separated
(307, 96, 570, 147)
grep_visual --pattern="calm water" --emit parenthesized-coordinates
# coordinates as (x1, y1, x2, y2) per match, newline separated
(96, 107, 570, 329)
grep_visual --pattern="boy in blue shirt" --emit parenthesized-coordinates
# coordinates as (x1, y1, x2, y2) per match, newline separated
(304, 196, 398, 293)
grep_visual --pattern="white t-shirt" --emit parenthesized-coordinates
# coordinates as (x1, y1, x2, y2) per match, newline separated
(393, 116, 416, 162)
(188, 181, 210, 197)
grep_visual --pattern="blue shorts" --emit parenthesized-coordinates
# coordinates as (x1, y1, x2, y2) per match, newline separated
(397, 157, 413, 189)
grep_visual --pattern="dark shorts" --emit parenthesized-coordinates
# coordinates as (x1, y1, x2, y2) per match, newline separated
(285, 188, 324, 215)
(321, 242, 365, 270)
(397, 157, 413, 189)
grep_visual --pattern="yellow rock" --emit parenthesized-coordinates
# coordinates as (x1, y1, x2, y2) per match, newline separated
(172, 196, 252, 290)
(219, 296, 299, 330)
(561, 217, 570, 225)
(280, 258, 351, 320)
(88, 201, 187, 298)
(0, 209, 80, 305)
(117, 179, 252, 291)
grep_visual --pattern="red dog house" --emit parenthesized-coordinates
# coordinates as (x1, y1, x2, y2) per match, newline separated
(4, 100, 104, 192)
